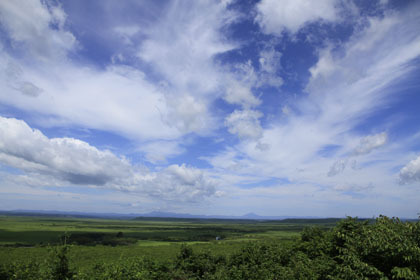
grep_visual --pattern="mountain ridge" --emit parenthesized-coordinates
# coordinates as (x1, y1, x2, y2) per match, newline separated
(0, 209, 325, 220)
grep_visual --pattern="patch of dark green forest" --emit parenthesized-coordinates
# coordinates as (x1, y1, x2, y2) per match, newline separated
(1, 216, 419, 280)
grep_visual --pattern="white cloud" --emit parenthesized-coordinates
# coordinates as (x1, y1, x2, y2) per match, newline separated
(300, 10, 420, 182)
(0, 0, 76, 61)
(0, 0, 240, 142)
(137, 0, 236, 100)
(379, 0, 389, 6)
(307, 12, 420, 110)
(114, 26, 140, 37)
(1, 0, 420, 216)
(0, 117, 217, 202)
(223, 56, 283, 108)
(144, 164, 217, 201)
(353, 132, 387, 156)
(223, 61, 261, 108)
(256, 0, 339, 35)
(17, 81, 43, 97)
(207, 5, 420, 202)
(281, 105, 290, 115)
(259, 48, 281, 74)
(0, 55, 181, 140)
(333, 183, 373, 192)
(164, 95, 213, 135)
(201, 148, 244, 172)
(138, 140, 185, 164)
(224, 80, 261, 108)
(3, 60, 44, 98)
(328, 159, 347, 177)
(328, 132, 387, 176)
(0, 0, 181, 142)
(114, 25, 141, 45)
(0, 116, 131, 185)
(399, 155, 420, 184)
(258, 48, 283, 88)
(225, 110, 263, 141)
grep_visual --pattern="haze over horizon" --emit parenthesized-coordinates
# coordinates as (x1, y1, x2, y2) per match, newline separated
(0, 0, 420, 218)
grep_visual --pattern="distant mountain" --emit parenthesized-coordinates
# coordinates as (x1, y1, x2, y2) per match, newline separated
(1, 209, 415, 221)
(135, 211, 322, 220)
(0, 209, 333, 220)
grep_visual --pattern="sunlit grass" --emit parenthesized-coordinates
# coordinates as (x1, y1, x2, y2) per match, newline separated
(0, 215, 339, 271)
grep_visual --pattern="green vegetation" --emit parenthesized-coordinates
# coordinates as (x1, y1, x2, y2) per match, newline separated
(0, 215, 419, 279)
(0, 215, 329, 270)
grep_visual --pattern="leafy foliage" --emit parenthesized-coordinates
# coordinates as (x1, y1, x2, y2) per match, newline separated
(0, 245, 74, 280)
(0, 216, 419, 279)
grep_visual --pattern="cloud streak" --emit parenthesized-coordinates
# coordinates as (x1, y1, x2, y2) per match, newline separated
(0, 0, 419, 217)
(206, 3, 420, 200)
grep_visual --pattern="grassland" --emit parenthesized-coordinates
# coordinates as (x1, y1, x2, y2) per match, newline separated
(0, 215, 339, 272)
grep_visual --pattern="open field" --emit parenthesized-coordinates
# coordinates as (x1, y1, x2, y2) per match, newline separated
(0, 215, 339, 271)
(1, 215, 418, 279)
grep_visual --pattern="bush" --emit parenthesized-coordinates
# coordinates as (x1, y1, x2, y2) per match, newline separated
(1, 216, 419, 279)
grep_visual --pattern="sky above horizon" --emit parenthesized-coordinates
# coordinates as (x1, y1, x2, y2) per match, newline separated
(0, 0, 419, 218)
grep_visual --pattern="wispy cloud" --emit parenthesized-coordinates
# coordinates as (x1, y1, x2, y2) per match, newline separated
(205, 2, 420, 215)
(0, 0, 419, 217)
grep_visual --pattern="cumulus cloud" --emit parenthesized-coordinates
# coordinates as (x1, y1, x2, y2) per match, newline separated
(256, 0, 339, 35)
(399, 155, 420, 184)
(225, 110, 263, 141)
(0, 116, 133, 185)
(0, 0, 76, 61)
(0, 117, 217, 201)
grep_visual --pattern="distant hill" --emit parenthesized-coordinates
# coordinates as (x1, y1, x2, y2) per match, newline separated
(3, 209, 411, 221)
(0, 209, 323, 220)
(132, 211, 323, 220)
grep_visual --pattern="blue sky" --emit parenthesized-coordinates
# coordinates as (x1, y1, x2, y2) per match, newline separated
(0, 0, 420, 218)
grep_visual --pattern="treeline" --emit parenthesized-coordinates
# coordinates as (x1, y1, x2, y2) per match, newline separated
(1, 216, 419, 279)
